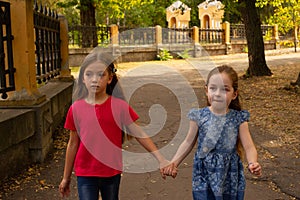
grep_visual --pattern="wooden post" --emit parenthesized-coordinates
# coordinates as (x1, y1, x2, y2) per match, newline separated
(1, 0, 46, 106)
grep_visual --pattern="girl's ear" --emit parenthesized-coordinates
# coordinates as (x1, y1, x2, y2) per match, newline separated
(232, 90, 238, 100)
(205, 85, 208, 96)
(107, 74, 113, 85)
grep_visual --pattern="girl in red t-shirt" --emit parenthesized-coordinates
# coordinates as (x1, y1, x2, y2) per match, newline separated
(59, 50, 175, 200)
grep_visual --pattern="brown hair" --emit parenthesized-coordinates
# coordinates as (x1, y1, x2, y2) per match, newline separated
(206, 65, 245, 159)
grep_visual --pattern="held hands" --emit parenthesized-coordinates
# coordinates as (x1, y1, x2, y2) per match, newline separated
(160, 162, 178, 179)
(248, 162, 262, 177)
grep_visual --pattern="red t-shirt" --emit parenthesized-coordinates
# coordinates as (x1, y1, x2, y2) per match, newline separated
(64, 96, 139, 177)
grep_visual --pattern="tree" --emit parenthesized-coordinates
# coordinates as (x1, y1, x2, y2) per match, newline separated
(56, 0, 97, 47)
(291, 72, 300, 86)
(80, 0, 97, 47)
(237, 0, 272, 76)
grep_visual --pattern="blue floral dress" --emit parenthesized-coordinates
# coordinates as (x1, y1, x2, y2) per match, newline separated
(188, 107, 250, 200)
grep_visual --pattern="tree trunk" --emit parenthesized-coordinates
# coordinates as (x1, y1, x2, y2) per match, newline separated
(291, 72, 300, 86)
(238, 0, 272, 76)
(80, 0, 97, 47)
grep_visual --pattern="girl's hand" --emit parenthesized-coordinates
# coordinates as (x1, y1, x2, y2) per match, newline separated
(162, 163, 178, 178)
(59, 178, 71, 198)
(248, 162, 262, 177)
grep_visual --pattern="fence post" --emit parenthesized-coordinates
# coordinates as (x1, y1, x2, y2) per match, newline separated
(155, 25, 162, 45)
(155, 25, 162, 52)
(58, 14, 72, 80)
(1, 0, 46, 106)
(273, 24, 280, 49)
(192, 26, 202, 57)
(109, 24, 122, 59)
(222, 21, 231, 55)
(110, 24, 119, 46)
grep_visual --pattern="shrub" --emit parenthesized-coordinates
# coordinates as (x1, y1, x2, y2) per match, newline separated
(177, 49, 191, 59)
(157, 48, 173, 61)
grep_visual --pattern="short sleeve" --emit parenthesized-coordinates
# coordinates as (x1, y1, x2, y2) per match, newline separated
(240, 110, 250, 123)
(122, 105, 139, 125)
(187, 108, 199, 121)
(64, 105, 77, 131)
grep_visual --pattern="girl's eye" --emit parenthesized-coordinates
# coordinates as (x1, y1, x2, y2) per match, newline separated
(209, 87, 216, 91)
(223, 87, 231, 92)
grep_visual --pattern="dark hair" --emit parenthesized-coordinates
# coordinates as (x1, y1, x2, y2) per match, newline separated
(206, 65, 245, 159)
(206, 65, 241, 111)
(73, 50, 130, 143)
(73, 51, 125, 101)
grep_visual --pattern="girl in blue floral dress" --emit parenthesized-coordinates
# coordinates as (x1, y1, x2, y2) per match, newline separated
(163, 65, 262, 200)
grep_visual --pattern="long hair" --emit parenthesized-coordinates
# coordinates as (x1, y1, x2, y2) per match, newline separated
(72, 50, 131, 143)
(73, 51, 124, 101)
(206, 65, 245, 159)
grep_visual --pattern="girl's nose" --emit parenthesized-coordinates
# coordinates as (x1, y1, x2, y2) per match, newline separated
(91, 75, 99, 81)
(215, 88, 222, 96)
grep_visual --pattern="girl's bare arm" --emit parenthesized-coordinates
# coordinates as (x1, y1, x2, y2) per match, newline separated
(171, 121, 198, 168)
(239, 122, 262, 176)
(59, 130, 79, 197)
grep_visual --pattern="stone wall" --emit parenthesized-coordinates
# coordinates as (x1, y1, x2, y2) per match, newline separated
(0, 81, 73, 180)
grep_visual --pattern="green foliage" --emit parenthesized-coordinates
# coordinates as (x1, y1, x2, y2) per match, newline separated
(256, 0, 300, 34)
(222, 0, 242, 23)
(177, 49, 191, 59)
(279, 40, 296, 48)
(157, 49, 173, 61)
(263, 30, 273, 41)
(242, 45, 248, 53)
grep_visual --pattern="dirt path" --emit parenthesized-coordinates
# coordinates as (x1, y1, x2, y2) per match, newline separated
(0, 49, 299, 200)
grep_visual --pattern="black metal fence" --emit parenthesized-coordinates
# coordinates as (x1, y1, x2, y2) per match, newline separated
(68, 24, 277, 48)
(119, 27, 155, 45)
(68, 25, 110, 47)
(0, 1, 15, 99)
(34, 2, 61, 84)
(230, 24, 274, 40)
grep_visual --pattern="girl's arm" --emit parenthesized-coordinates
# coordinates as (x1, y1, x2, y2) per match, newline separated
(126, 123, 166, 164)
(239, 122, 262, 176)
(170, 120, 198, 168)
(59, 130, 79, 197)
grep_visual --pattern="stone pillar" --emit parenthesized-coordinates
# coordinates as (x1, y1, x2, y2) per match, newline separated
(109, 24, 121, 60)
(192, 26, 201, 57)
(0, 0, 46, 106)
(222, 21, 231, 55)
(155, 25, 163, 57)
(58, 14, 73, 80)
(155, 25, 162, 46)
(110, 24, 119, 46)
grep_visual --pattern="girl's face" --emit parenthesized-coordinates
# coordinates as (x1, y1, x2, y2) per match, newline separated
(82, 61, 112, 96)
(206, 72, 237, 114)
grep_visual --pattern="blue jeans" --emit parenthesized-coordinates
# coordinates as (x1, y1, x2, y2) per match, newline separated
(77, 174, 121, 200)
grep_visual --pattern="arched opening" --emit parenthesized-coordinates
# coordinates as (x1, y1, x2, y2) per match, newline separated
(170, 17, 176, 28)
(203, 15, 210, 29)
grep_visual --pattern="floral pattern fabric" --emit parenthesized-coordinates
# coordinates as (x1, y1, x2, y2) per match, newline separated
(188, 107, 250, 200)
